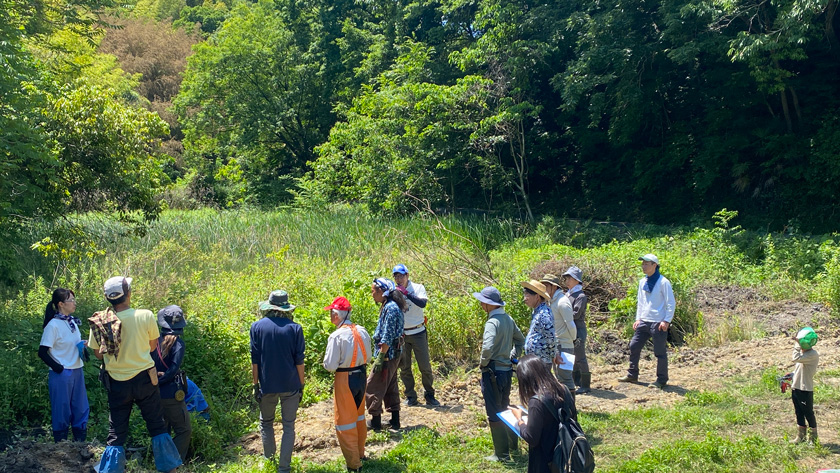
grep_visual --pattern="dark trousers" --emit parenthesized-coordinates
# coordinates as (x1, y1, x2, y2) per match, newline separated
(365, 357, 401, 416)
(573, 324, 590, 374)
(627, 321, 668, 384)
(399, 330, 435, 400)
(160, 398, 192, 461)
(480, 369, 512, 423)
(792, 389, 816, 428)
(106, 371, 167, 447)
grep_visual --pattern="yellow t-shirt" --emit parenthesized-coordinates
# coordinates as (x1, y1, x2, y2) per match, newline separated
(89, 308, 159, 381)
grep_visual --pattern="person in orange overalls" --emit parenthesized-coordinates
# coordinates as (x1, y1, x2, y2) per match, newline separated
(323, 297, 373, 472)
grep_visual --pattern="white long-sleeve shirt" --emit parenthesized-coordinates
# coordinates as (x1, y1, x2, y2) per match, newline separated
(323, 323, 372, 372)
(636, 275, 676, 323)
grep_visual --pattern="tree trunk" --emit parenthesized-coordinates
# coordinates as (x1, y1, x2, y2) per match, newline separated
(779, 89, 793, 133)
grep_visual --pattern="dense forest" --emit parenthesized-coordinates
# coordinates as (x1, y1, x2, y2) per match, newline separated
(3, 0, 840, 253)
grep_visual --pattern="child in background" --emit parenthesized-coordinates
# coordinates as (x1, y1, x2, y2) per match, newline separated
(790, 327, 819, 444)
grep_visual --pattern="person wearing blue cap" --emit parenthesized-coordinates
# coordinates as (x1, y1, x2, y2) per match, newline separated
(392, 264, 440, 407)
(39, 288, 90, 443)
(365, 278, 406, 431)
(151, 305, 191, 462)
(473, 286, 525, 462)
(618, 254, 675, 389)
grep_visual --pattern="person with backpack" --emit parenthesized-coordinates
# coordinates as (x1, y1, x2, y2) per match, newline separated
(39, 288, 90, 443)
(151, 305, 192, 462)
(509, 355, 593, 473)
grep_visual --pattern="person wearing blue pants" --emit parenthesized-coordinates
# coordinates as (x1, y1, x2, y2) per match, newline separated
(39, 288, 90, 442)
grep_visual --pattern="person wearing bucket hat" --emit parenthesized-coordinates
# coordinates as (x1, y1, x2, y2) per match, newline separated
(789, 327, 819, 444)
(561, 266, 591, 394)
(520, 280, 556, 367)
(540, 274, 577, 393)
(392, 264, 441, 407)
(89, 277, 182, 473)
(250, 290, 305, 473)
(322, 297, 373, 472)
(365, 278, 406, 432)
(473, 287, 525, 462)
(618, 254, 675, 389)
(151, 306, 191, 462)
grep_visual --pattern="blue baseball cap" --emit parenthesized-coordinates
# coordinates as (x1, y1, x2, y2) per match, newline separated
(392, 264, 409, 275)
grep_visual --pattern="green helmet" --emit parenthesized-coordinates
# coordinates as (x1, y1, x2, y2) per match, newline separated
(796, 327, 818, 350)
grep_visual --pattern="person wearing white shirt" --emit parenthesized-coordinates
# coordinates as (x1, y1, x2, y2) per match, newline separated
(618, 254, 675, 389)
(322, 296, 372, 472)
(540, 274, 576, 393)
(392, 264, 440, 406)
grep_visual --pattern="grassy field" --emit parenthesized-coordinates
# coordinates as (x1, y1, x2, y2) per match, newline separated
(1, 207, 838, 471)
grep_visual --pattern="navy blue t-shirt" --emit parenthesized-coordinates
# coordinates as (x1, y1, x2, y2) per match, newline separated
(250, 316, 305, 394)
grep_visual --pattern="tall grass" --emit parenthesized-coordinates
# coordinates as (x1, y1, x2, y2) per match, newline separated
(3, 207, 840, 460)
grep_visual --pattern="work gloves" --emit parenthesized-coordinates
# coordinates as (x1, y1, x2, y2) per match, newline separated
(253, 383, 262, 403)
(371, 352, 387, 374)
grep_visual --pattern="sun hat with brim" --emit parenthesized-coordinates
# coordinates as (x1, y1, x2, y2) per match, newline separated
(158, 305, 187, 333)
(260, 290, 296, 312)
(472, 286, 505, 306)
(561, 266, 583, 283)
(540, 274, 562, 289)
(324, 296, 352, 312)
(639, 254, 660, 265)
(521, 280, 551, 301)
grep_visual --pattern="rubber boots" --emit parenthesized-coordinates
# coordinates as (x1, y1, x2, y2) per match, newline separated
(576, 373, 592, 395)
(573, 370, 581, 387)
(790, 426, 806, 444)
(485, 421, 510, 462)
(507, 428, 518, 454)
(809, 427, 818, 445)
(388, 411, 401, 431)
(367, 415, 382, 431)
(52, 429, 68, 443)
(72, 427, 87, 442)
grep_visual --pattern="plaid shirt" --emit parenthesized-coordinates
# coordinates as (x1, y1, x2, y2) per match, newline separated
(372, 300, 404, 360)
(525, 302, 556, 364)
(89, 307, 122, 359)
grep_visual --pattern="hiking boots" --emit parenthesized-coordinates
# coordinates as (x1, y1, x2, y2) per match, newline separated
(367, 415, 382, 431)
(72, 427, 87, 442)
(649, 381, 666, 389)
(404, 398, 419, 407)
(617, 375, 638, 383)
(790, 426, 806, 444)
(425, 395, 441, 407)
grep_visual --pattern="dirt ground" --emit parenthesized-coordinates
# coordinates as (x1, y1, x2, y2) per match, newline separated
(4, 285, 838, 471)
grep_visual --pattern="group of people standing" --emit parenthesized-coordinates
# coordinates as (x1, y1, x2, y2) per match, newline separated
(38, 277, 207, 473)
(43, 253, 822, 473)
(248, 265, 439, 472)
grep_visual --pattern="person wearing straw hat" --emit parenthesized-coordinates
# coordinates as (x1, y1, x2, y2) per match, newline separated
(365, 278, 406, 432)
(473, 286, 525, 462)
(323, 297, 373, 472)
(250, 290, 305, 473)
(618, 254, 675, 389)
(392, 264, 441, 407)
(520, 280, 556, 367)
(562, 266, 591, 394)
(540, 274, 576, 393)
